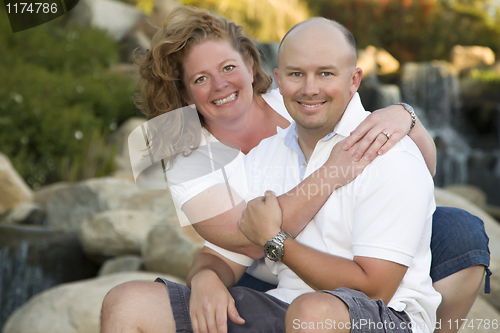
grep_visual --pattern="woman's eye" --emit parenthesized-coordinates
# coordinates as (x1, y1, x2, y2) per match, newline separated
(194, 76, 206, 84)
(223, 65, 236, 72)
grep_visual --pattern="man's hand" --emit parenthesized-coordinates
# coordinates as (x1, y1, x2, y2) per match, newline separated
(238, 191, 283, 246)
(189, 269, 245, 333)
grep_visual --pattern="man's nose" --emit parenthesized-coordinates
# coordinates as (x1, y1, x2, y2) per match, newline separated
(302, 76, 320, 96)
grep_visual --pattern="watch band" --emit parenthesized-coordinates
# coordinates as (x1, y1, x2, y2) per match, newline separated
(263, 230, 292, 262)
(263, 230, 291, 247)
(394, 102, 416, 132)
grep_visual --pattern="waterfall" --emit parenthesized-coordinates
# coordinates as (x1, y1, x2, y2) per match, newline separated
(400, 61, 472, 188)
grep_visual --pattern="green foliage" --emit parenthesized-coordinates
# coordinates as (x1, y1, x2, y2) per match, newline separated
(470, 68, 500, 87)
(308, 0, 500, 62)
(0, 8, 139, 189)
(181, 0, 310, 42)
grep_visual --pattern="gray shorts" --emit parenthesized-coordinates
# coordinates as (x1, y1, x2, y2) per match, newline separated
(156, 278, 412, 333)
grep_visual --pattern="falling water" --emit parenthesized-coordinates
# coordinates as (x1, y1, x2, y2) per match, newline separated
(401, 61, 472, 186)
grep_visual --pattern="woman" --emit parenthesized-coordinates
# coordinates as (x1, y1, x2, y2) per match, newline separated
(102, 6, 489, 333)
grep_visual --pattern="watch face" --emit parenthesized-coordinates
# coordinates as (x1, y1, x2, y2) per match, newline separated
(264, 241, 283, 261)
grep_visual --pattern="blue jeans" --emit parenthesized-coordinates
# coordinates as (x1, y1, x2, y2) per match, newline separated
(236, 206, 491, 293)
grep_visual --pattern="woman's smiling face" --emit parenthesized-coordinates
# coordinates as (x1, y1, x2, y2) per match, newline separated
(182, 39, 254, 124)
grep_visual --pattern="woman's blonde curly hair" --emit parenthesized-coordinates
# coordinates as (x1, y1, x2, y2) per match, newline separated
(134, 6, 272, 125)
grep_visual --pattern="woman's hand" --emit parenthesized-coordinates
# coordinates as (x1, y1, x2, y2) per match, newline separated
(190, 269, 245, 333)
(324, 138, 372, 187)
(341, 104, 413, 161)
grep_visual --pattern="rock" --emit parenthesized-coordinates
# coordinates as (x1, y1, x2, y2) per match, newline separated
(142, 224, 204, 279)
(2, 272, 184, 333)
(358, 75, 401, 111)
(451, 45, 495, 72)
(108, 117, 146, 175)
(98, 255, 144, 276)
(0, 152, 33, 215)
(0, 225, 99, 330)
(79, 209, 167, 262)
(0, 202, 45, 225)
(46, 177, 178, 230)
(375, 48, 399, 75)
(33, 182, 71, 208)
(257, 42, 279, 89)
(149, 0, 181, 29)
(459, 295, 500, 333)
(357, 45, 378, 78)
(434, 188, 500, 312)
(357, 46, 399, 78)
(66, 0, 145, 42)
(444, 184, 487, 208)
(120, 30, 151, 64)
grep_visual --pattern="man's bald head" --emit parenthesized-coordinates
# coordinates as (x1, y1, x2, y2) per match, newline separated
(278, 18, 357, 68)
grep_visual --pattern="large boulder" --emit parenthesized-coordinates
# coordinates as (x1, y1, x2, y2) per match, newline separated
(79, 209, 168, 262)
(107, 117, 146, 176)
(46, 177, 178, 230)
(142, 224, 204, 279)
(0, 202, 45, 225)
(97, 255, 144, 276)
(444, 184, 487, 208)
(357, 45, 399, 78)
(2, 272, 184, 333)
(451, 45, 495, 72)
(461, 295, 500, 333)
(0, 225, 99, 330)
(358, 75, 401, 111)
(65, 0, 145, 42)
(0, 153, 33, 215)
(434, 187, 500, 312)
(33, 182, 72, 208)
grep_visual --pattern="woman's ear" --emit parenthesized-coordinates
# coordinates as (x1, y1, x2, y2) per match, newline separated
(183, 94, 192, 106)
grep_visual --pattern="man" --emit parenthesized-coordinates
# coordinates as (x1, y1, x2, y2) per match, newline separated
(103, 18, 440, 333)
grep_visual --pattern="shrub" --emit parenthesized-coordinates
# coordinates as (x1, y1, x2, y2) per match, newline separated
(0, 8, 139, 189)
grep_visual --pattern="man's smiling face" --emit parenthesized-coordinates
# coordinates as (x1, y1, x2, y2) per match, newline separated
(275, 19, 362, 142)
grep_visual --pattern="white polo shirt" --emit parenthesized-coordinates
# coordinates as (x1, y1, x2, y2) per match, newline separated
(169, 92, 440, 332)
(216, 94, 440, 332)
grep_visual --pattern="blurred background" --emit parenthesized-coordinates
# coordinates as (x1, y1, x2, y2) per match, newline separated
(1, 0, 500, 332)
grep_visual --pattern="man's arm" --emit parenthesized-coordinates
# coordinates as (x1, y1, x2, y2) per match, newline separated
(239, 149, 433, 304)
(185, 139, 370, 259)
(282, 240, 408, 304)
(239, 191, 407, 304)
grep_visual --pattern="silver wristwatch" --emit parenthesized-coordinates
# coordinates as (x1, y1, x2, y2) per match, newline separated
(394, 102, 416, 132)
(263, 231, 292, 262)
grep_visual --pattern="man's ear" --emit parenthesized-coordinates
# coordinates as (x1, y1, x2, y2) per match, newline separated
(274, 68, 282, 94)
(350, 67, 363, 96)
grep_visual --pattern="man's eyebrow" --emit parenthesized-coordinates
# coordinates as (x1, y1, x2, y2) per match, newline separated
(283, 65, 340, 71)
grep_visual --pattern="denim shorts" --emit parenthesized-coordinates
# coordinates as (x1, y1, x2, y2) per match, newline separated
(237, 206, 491, 293)
(156, 278, 411, 333)
(430, 206, 490, 292)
